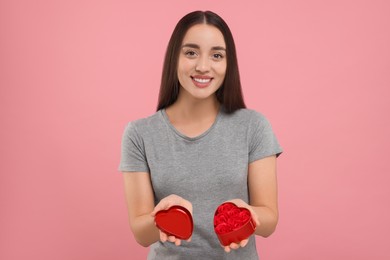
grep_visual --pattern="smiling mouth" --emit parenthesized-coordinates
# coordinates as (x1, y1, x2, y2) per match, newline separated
(191, 76, 213, 83)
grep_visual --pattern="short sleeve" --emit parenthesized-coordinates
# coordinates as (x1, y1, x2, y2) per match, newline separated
(248, 111, 283, 163)
(118, 122, 150, 173)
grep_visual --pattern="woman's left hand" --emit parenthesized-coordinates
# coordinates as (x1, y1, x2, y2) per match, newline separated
(221, 199, 260, 253)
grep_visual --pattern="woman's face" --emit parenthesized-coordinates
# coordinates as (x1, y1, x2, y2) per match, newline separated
(177, 24, 227, 101)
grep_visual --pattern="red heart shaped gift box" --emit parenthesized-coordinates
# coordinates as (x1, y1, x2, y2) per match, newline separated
(155, 205, 193, 240)
(213, 202, 256, 246)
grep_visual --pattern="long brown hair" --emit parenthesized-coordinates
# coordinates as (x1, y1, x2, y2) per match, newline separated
(156, 11, 246, 113)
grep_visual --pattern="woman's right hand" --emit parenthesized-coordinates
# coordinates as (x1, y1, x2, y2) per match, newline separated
(151, 194, 193, 246)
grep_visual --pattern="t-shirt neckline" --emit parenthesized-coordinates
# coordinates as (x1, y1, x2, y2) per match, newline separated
(160, 106, 223, 141)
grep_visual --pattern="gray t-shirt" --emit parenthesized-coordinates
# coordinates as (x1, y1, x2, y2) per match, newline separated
(119, 107, 283, 260)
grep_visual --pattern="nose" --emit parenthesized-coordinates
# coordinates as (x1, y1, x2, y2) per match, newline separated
(195, 55, 211, 73)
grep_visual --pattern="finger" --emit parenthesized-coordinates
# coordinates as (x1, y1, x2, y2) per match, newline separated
(175, 200, 192, 214)
(151, 207, 159, 216)
(240, 239, 249, 248)
(160, 231, 168, 242)
(174, 239, 181, 246)
(151, 203, 163, 216)
(185, 202, 193, 213)
(224, 246, 231, 253)
(229, 242, 239, 250)
(168, 236, 176, 243)
(152, 201, 173, 216)
(186, 237, 192, 242)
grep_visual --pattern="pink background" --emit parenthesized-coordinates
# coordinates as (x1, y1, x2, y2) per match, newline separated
(1, 0, 389, 259)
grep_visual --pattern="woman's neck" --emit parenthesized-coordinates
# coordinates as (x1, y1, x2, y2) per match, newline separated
(164, 95, 220, 138)
(166, 95, 220, 121)
(165, 94, 220, 124)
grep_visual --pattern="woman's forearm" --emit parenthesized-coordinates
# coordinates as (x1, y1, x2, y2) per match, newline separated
(129, 213, 160, 247)
(251, 206, 279, 237)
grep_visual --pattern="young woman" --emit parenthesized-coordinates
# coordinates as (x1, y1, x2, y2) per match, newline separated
(119, 10, 282, 259)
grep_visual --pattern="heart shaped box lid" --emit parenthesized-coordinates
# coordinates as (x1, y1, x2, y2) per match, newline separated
(155, 205, 193, 240)
(213, 202, 256, 246)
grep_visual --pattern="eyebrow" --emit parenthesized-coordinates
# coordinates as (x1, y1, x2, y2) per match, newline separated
(181, 43, 226, 51)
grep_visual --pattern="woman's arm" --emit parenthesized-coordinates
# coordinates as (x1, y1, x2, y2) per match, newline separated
(122, 171, 160, 247)
(248, 155, 279, 237)
(223, 155, 279, 252)
(123, 172, 193, 247)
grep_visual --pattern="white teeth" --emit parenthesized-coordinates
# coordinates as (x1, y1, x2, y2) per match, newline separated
(193, 78, 211, 83)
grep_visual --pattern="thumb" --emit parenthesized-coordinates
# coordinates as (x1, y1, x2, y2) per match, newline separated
(151, 200, 172, 216)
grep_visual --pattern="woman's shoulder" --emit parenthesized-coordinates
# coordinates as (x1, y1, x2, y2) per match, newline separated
(225, 108, 268, 123)
(123, 111, 163, 135)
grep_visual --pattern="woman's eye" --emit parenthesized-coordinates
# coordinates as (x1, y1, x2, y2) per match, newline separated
(213, 53, 224, 59)
(185, 51, 197, 57)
